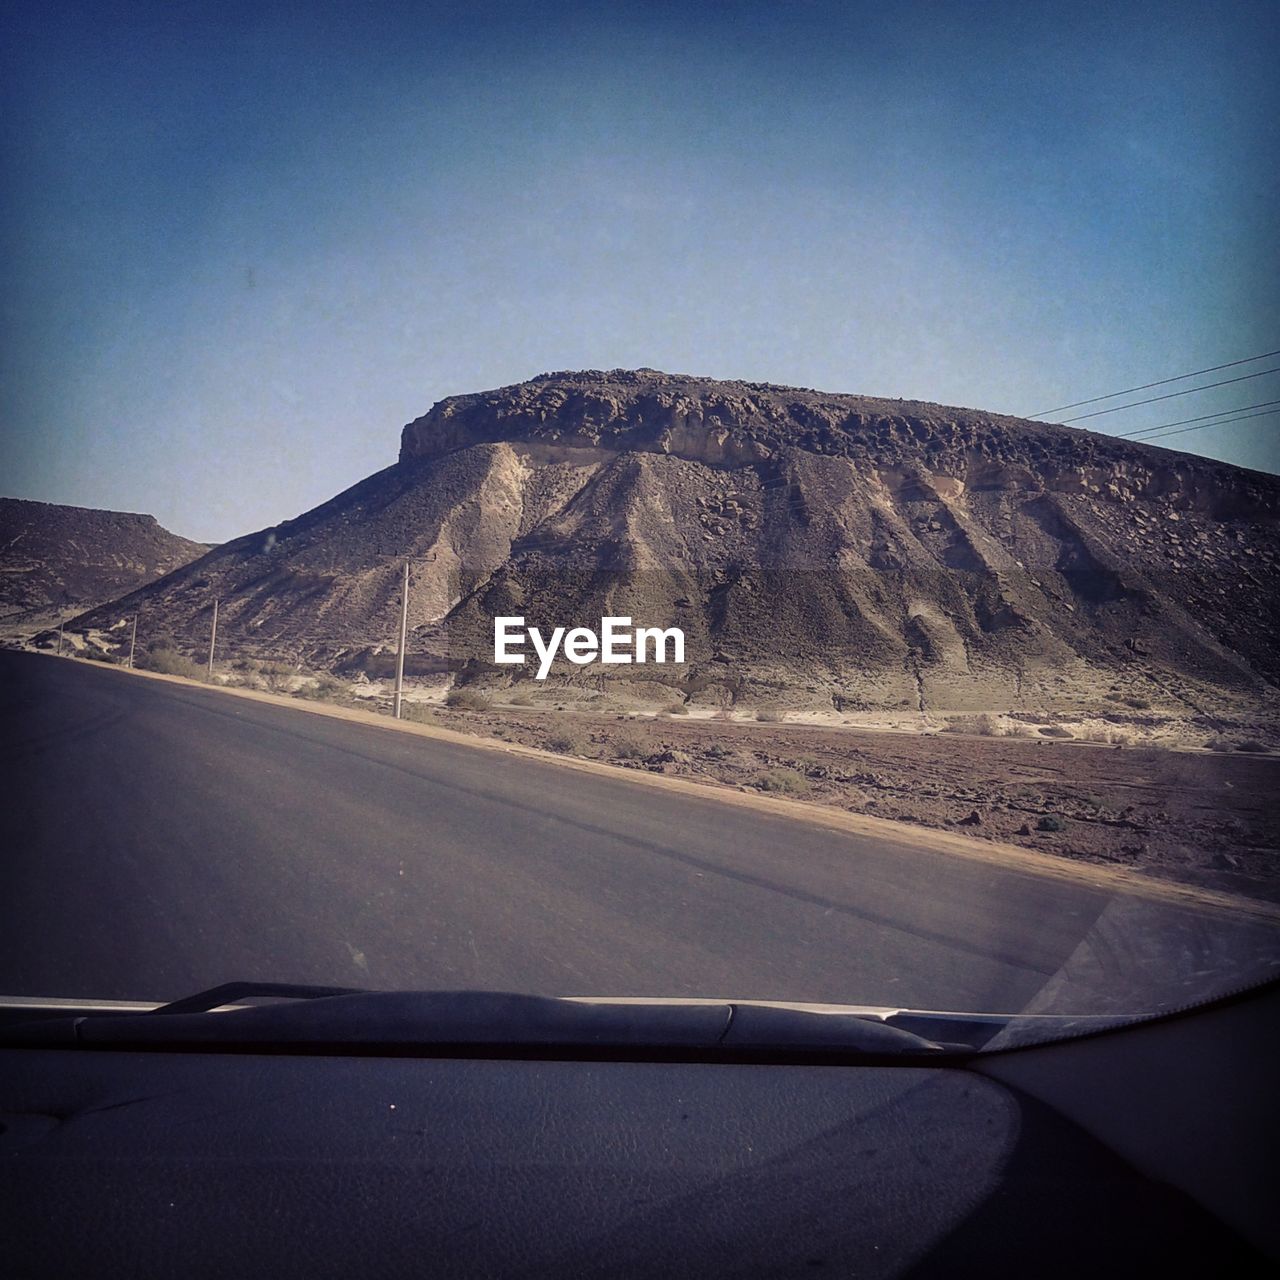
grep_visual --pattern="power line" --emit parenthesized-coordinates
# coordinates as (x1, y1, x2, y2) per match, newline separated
(1116, 398, 1280, 437)
(1125, 405, 1280, 443)
(1058, 366, 1280, 423)
(1028, 348, 1280, 417)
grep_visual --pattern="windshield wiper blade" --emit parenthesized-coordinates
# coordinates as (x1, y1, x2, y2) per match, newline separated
(153, 982, 368, 1015)
(1, 990, 956, 1059)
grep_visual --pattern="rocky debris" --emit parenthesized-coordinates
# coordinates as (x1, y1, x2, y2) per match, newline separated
(65, 370, 1280, 730)
(0, 498, 207, 632)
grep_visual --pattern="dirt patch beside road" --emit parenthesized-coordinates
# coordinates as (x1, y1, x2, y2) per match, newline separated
(423, 704, 1280, 904)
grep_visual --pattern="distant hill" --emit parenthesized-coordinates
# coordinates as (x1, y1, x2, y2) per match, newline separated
(68, 369, 1280, 725)
(0, 498, 207, 632)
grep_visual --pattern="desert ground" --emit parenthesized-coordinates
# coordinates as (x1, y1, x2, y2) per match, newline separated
(190, 660, 1276, 906)
(416, 701, 1278, 903)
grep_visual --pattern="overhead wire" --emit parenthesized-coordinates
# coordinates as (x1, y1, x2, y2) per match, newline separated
(1026, 348, 1280, 417)
(1123, 405, 1280, 443)
(1056, 366, 1280, 422)
(1115, 398, 1280, 436)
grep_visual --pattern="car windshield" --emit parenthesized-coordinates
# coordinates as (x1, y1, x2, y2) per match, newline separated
(2, 2, 1278, 1051)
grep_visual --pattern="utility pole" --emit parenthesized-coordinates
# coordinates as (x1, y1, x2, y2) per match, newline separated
(394, 561, 409, 719)
(374, 551, 436, 720)
(207, 598, 219, 681)
(127, 614, 138, 669)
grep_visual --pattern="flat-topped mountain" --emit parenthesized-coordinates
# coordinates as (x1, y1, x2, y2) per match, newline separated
(402, 368, 1273, 502)
(69, 370, 1280, 727)
(0, 498, 207, 633)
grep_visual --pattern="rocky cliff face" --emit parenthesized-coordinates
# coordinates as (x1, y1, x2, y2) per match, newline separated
(401, 369, 1274, 516)
(0, 498, 207, 632)
(70, 370, 1280, 726)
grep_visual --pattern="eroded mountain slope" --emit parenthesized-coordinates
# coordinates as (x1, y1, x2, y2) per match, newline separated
(0, 498, 207, 632)
(69, 370, 1280, 726)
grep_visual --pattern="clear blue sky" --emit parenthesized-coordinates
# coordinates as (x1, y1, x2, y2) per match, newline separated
(3, 0, 1277, 542)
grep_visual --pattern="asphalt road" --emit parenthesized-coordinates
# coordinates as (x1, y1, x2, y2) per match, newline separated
(1, 650, 1275, 1009)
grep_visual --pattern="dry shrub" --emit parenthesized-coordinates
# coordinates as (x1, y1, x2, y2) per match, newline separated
(943, 713, 1005, 736)
(259, 661, 296, 692)
(297, 674, 345, 702)
(757, 767, 809, 794)
(446, 687, 492, 711)
(611, 734, 650, 760)
(400, 702, 439, 725)
(143, 649, 206, 681)
(1081, 725, 1135, 746)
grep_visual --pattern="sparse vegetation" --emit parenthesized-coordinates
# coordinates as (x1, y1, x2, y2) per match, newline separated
(399, 702, 439, 725)
(1124, 696, 1152, 710)
(259, 661, 296, 693)
(141, 648, 206, 680)
(1081, 725, 1137, 746)
(757, 767, 809, 794)
(611, 734, 650, 760)
(1035, 815, 1065, 832)
(942, 712, 1006, 737)
(296, 674, 345, 702)
(1205, 736, 1269, 754)
(445, 687, 492, 711)
(80, 648, 119, 664)
(507, 690, 535, 706)
(755, 703, 784, 723)
(546, 731, 584, 755)
(663, 702, 689, 716)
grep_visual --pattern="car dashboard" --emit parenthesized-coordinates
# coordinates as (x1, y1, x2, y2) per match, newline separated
(0, 982, 1275, 1278)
